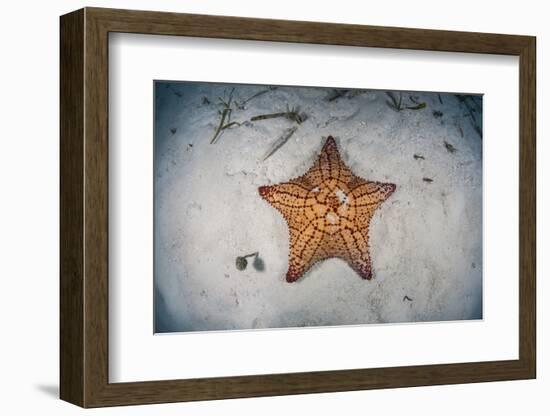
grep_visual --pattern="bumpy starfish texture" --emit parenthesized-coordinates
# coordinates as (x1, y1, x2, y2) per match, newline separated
(259, 136, 396, 282)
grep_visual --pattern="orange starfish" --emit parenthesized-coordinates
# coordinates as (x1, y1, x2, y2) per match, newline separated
(259, 136, 396, 282)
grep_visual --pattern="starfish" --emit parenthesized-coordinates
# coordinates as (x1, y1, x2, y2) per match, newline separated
(259, 136, 396, 282)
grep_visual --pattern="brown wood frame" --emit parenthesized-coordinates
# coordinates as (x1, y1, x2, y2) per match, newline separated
(60, 7, 536, 408)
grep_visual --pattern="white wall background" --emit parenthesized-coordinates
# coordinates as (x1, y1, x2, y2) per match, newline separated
(0, 0, 544, 414)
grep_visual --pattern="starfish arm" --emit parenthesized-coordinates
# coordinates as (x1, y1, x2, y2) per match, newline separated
(258, 182, 312, 223)
(286, 220, 325, 282)
(339, 228, 373, 280)
(350, 180, 396, 208)
(303, 136, 352, 185)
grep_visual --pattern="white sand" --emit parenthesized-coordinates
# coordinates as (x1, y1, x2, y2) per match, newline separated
(154, 82, 482, 332)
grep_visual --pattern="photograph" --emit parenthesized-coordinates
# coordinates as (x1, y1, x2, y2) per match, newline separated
(153, 81, 483, 333)
(50, 3, 538, 410)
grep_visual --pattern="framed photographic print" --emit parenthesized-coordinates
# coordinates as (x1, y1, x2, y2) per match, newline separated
(60, 7, 536, 407)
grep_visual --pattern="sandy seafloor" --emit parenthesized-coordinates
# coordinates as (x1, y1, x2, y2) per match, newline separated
(153, 81, 483, 333)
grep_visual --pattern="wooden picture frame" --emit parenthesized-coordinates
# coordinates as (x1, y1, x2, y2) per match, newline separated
(60, 7, 536, 408)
